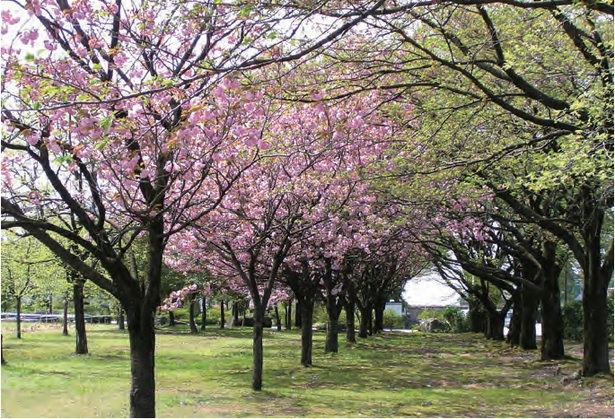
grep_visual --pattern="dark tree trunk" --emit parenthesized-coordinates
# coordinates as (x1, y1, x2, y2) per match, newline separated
(485, 311, 505, 341)
(219, 300, 225, 329)
(48, 294, 53, 314)
(1, 335, 5, 365)
(581, 206, 612, 376)
(284, 300, 291, 330)
(368, 308, 373, 336)
(373, 297, 386, 334)
(201, 297, 207, 331)
(62, 295, 69, 336)
(519, 286, 539, 350)
(119, 309, 126, 330)
(274, 305, 282, 331)
(252, 304, 265, 391)
(344, 297, 356, 343)
(189, 299, 198, 334)
(468, 303, 485, 333)
(324, 295, 339, 354)
(232, 301, 240, 326)
(541, 289, 565, 359)
(300, 299, 314, 366)
(582, 270, 611, 375)
(537, 241, 565, 359)
(73, 280, 88, 354)
(16, 296, 22, 340)
(294, 299, 302, 328)
(358, 304, 370, 338)
(127, 307, 156, 418)
(507, 294, 521, 346)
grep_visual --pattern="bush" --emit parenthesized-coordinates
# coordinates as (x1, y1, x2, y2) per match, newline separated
(562, 301, 583, 341)
(562, 298, 614, 342)
(382, 309, 405, 330)
(442, 306, 469, 333)
(417, 308, 442, 321)
(417, 306, 468, 333)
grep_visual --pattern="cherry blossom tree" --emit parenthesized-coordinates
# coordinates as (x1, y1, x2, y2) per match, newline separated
(0, 0, 393, 415)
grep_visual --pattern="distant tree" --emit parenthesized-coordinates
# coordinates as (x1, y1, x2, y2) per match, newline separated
(1, 234, 53, 339)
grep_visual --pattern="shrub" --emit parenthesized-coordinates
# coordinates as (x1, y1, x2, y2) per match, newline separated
(562, 298, 613, 342)
(418, 308, 442, 321)
(417, 306, 468, 333)
(442, 306, 468, 333)
(562, 301, 583, 341)
(382, 309, 405, 330)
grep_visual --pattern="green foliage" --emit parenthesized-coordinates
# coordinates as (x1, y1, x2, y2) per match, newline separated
(562, 301, 583, 341)
(382, 309, 405, 329)
(562, 298, 614, 342)
(442, 306, 469, 333)
(417, 308, 442, 321)
(417, 306, 469, 333)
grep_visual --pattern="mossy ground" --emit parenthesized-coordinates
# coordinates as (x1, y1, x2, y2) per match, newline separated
(1, 322, 612, 417)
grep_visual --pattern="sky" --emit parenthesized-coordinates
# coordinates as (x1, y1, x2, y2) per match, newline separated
(402, 272, 461, 307)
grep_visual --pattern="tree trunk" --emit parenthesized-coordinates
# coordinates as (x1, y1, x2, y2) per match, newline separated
(485, 311, 505, 341)
(274, 305, 282, 331)
(507, 294, 521, 346)
(324, 292, 339, 354)
(582, 270, 610, 375)
(189, 299, 198, 334)
(541, 291, 565, 359)
(1, 334, 5, 365)
(344, 297, 356, 343)
(358, 304, 370, 338)
(294, 299, 302, 328)
(519, 287, 538, 350)
(373, 297, 386, 334)
(62, 295, 69, 336)
(541, 258, 565, 360)
(232, 301, 240, 327)
(127, 307, 156, 418)
(119, 309, 126, 330)
(219, 300, 225, 329)
(16, 296, 22, 340)
(201, 297, 207, 331)
(284, 300, 291, 330)
(580, 206, 612, 376)
(252, 304, 265, 391)
(73, 280, 88, 354)
(300, 299, 314, 366)
(468, 299, 485, 333)
(368, 308, 373, 336)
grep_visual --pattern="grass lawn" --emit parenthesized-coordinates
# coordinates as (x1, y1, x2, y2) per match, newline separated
(1, 322, 613, 418)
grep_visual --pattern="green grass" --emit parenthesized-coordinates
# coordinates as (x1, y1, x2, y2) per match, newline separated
(1, 322, 613, 417)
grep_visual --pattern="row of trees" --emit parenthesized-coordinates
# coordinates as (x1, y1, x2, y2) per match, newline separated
(1, 0, 611, 417)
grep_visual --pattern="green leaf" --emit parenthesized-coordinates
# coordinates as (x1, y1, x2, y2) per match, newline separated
(239, 5, 253, 19)
(94, 138, 110, 150)
(53, 155, 73, 165)
(101, 115, 114, 131)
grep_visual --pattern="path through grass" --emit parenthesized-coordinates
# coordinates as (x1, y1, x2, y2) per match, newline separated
(1, 323, 613, 417)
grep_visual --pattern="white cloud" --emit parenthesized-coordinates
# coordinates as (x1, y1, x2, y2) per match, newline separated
(403, 272, 460, 307)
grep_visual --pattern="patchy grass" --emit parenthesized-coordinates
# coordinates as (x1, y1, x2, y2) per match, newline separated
(1, 322, 613, 417)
